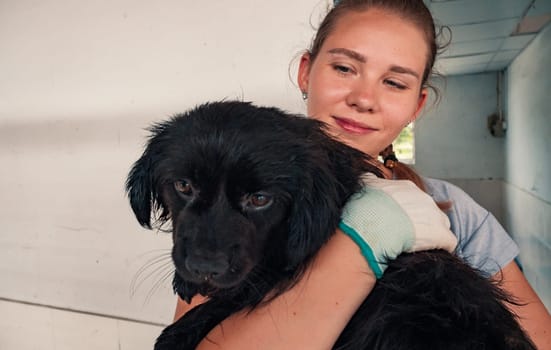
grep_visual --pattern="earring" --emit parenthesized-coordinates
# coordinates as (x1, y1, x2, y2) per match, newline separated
(301, 91, 308, 100)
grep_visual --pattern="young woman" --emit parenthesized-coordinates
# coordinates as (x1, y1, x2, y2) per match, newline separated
(175, 1, 551, 348)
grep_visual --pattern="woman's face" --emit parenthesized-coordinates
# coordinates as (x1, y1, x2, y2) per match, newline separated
(298, 8, 429, 157)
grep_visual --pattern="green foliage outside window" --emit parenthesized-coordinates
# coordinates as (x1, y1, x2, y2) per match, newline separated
(393, 123, 414, 163)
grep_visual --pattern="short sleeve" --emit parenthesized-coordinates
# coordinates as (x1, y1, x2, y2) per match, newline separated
(423, 178, 519, 276)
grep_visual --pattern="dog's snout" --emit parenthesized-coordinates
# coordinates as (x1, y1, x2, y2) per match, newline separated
(185, 254, 230, 280)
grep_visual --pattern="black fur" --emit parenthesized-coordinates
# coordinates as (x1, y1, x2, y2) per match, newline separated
(126, 101, 535, 350)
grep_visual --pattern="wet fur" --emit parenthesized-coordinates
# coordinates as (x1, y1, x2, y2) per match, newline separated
(126, 101, 535, 350)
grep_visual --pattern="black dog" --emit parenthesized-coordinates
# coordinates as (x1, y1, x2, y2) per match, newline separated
(126, 101, 535, 350)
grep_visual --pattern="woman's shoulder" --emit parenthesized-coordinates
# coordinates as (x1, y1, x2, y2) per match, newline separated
(422, 177, 489, 224)
(422, 177, 519, 275)
(423, 177, 479, 208)
(422, 177, 495, 233)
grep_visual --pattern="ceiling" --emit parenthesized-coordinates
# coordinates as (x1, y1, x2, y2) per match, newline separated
(423, 0, 551, 76)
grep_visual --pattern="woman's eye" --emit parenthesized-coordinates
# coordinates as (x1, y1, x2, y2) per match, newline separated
(385, 79, 407, 90)
(246, 193, 273, 209)
(333, 64, 353, 75)
(174, 180, 193, 196)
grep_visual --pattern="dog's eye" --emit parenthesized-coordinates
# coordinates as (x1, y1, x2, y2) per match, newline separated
(246, 193, 273, 209)
(174, 180, 193, 196)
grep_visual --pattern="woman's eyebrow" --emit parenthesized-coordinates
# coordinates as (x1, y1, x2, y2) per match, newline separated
(328, 48, 420, 80)
(328, 48, 366, 63)
(389, 65, 420, 80)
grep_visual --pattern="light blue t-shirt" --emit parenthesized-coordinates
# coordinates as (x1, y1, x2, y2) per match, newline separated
(424, 178, 519, 277)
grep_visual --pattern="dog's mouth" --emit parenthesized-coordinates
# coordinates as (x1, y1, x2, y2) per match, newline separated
(182, 267, 240, 287)
(173, 253, 253, 291)
(172, 265, 252, 301)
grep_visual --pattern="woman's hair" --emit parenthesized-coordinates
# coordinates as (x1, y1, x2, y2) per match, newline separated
(379, 145, 451, 210)
(306, 0, 450, 201)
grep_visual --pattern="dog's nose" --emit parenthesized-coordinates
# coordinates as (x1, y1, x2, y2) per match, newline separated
(185, 255, 229, 280)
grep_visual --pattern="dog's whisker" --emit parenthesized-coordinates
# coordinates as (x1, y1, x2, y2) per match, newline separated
(133, 253, 172, 280)
(130, 259, 173, 297)
(134, 251, 172, 271)
(131, 260, 174, 299)
(130, 253, 171, 288)
(134, 248, 172, 259)
(130, 252, 173, 298)
(143, 267, 176, 307)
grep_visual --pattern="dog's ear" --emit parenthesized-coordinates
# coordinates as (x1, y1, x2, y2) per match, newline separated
(285, 126, 382, 270)
(126, 153, 156, 228)
(285, 144, 353, 270)
(286, 181, 341, 269)
(126, 122, 173, 229)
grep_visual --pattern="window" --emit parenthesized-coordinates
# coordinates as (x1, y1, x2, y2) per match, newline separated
(392, 123, 414, 164)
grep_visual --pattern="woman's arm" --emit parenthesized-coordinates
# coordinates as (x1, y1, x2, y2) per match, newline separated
(172, 176, 456, 348)
(171, 230, 375, 349)
(497, 261, 551, 350)
(174, 294, 207, 322)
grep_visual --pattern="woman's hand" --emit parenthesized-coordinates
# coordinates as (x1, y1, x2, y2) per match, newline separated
(339, 173, 457, 277)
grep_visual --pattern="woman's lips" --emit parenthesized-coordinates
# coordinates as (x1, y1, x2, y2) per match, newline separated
(333, 116, 377, 134)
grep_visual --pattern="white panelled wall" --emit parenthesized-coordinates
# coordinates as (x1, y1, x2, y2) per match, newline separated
(0, 1, 321, 348)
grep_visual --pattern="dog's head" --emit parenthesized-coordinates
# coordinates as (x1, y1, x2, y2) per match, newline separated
(126, 101, 380, 301)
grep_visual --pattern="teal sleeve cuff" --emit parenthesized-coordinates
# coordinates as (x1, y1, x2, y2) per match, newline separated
(339, 221, 384, 278)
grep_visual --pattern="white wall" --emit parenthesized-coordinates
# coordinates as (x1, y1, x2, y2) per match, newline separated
(415, 72, 505, 180)
(0, 0, 325, 333)
(414, 73, 506, 223)
(414, 25, 551, 309)
(0, 0, 323, 123)
(503, 23, 551, 310)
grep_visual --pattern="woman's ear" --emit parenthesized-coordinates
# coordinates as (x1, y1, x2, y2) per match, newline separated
(297, 53, 312, 94)
(412, 88, 428, 122)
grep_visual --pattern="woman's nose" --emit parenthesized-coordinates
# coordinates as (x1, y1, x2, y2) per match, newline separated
(346, 79, 378, 113)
